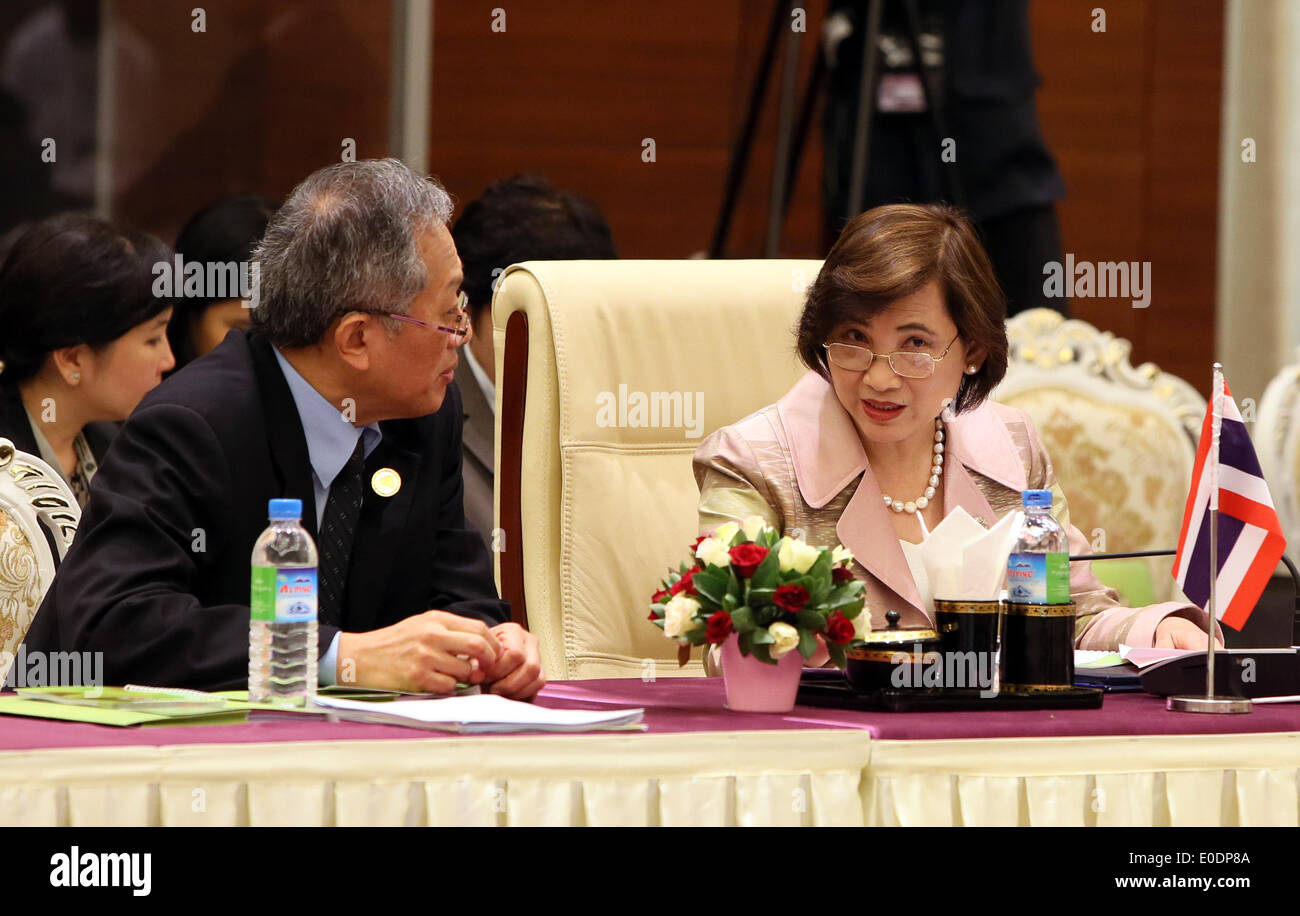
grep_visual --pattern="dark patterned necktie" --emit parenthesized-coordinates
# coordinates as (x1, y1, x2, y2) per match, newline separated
(317, 436, 366, 627)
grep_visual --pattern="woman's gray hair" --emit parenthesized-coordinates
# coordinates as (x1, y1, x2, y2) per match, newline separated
(250, 158, 454, 348)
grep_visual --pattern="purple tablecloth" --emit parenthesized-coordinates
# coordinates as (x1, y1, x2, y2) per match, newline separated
(2, 678, 1298, 752)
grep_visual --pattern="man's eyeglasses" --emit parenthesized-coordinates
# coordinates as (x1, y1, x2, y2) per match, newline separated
(340, 290, 470, 338)
(822, 332, 960, 379)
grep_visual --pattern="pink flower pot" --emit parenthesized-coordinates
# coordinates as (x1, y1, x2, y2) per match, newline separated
(720, 635, 804, 712)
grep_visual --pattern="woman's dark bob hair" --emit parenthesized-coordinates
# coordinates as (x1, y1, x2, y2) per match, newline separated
(796, 203, 1009, 414)
(0, 212, 172, 385)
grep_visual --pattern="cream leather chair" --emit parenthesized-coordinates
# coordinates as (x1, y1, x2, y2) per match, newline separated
(492, 260, 818, 679)
(1257, 352, 1300, 566)
(0, 438, 80, 682)
(993, 309, 1206, 604)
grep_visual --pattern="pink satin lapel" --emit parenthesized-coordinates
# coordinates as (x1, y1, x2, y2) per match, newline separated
(835, 462, 925, 614)
(942, 459, 999, 528)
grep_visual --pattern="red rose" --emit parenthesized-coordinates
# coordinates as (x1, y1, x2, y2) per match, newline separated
(689, 535, 706, 554)
(651, 588, 669, 604)
(705, 611, 733, 644)
(669, 567, 700, 596)
(773, 584, 810, 612)
(832, 566, 856, 584)
(826, 611, 855, 644)
(647, 610, 659, 621)
(729, 543, 769, 579)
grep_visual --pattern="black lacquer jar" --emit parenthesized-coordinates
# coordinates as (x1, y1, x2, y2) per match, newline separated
(845, 610, 940, 693)
(1001, 601, 1075, 692)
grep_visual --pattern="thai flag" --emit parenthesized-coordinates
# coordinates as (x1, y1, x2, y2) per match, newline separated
(1173, 369, 1287, 630)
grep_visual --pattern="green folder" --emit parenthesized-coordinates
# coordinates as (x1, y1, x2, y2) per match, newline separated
(0, 686, 322, 728)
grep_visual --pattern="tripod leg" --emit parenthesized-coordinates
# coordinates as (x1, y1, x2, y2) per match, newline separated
(710, 0, 793, 259)
(765, 22, 803, 257)
(780, 45, 827, 229)
(847, 0, 885, 220)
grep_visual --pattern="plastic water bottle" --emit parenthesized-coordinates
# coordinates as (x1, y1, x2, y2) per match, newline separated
(1006, 489, 1070, 604)
(249, 498, 318, 704)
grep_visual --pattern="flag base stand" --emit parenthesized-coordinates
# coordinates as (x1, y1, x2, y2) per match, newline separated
(1166, 695, 1252, 714)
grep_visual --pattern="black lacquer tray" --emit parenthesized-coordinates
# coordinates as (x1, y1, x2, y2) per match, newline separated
(796, 670, 1104, 712)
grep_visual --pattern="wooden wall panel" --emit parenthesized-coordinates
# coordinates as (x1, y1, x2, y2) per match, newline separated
(428, 0, 827, 259)
(1030, 0, 1222, 395)
(110, 0, 390, 242)
(83, 0, 1220, 398)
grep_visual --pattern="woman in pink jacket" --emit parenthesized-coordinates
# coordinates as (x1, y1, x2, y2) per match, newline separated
(694, 203, 1217, 652)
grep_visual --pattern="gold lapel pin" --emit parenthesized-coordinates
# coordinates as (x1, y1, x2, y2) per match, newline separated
(371, 467, 401, 497)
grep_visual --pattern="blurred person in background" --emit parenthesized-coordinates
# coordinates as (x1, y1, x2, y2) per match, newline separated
(0, 213, 175, 505)
(167, 194, 280, 372)
(451, 174, 617, 544)
(823, 0, 1067, 316)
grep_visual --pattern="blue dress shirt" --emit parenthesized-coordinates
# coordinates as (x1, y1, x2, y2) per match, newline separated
(272, 349, 381, 685)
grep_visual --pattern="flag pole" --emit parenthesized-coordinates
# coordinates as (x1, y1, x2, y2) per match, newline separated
(1169, 363, 1251, 713)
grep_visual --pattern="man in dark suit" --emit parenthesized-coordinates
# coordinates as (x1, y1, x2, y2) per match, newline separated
(23, 158, 544, 698)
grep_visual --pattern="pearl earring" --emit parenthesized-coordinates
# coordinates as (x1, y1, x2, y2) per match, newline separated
(70, 372, 81, 383)
(966, 365, 977, 374)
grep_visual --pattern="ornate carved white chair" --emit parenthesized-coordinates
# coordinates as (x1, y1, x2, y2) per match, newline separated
(0, 438, 80, 683)
(1257, 352, 1300, 567)
(993, 310, 1206, 604)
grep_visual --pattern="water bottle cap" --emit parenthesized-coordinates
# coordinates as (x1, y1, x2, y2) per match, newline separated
(268, 498, 303, 520)
(1022, 489, 1053, 509)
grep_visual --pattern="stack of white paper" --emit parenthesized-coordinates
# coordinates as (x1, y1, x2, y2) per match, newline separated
(313, 694, 645, 734)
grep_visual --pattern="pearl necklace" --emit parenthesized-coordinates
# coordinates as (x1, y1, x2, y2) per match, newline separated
(880, 417, 944, 514)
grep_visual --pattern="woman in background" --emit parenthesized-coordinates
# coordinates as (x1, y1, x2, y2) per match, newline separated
(0, 213, 175, 505)
(694, 203, 1217, 652)
(167, 194, 278, 371)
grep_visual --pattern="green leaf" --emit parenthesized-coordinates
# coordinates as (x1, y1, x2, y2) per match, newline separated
(754, 605, 780, 628)
(807, 549, 832, 582)
(730, 607, 756, 633)
(827, 642, 847, 669)
(750, 550, 781, 589)
(692, 570, 729, 604)
(738, 631, 753, 656)
(721, 592, 738, 611)
(747, 586, 775, 607)
(822, 583, 863, 612)
(797, 627, 818, 659)
(751, 626, 776, 645)
(750, 643, 776, 665)
(796, 608, 826, 632)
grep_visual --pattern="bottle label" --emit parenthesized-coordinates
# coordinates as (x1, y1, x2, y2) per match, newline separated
(251, 566, 318, 623)
(1006, 552, 1070, 604)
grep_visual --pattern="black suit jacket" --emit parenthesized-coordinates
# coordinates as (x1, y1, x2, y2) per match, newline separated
(0, 380, 117, 466)
(22, 330, 509, 689)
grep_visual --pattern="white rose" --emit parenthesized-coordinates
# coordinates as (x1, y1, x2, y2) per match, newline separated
(696, 537, 732, 568)
(712, 521, 741, 544)
(663, 595, 702, 639)
(741, 515, 769, 542)
(777, 537, 821, 574)
(768, 621, 801, 658)
(832, 545, 854, 566)
(852, 608, 873, 641)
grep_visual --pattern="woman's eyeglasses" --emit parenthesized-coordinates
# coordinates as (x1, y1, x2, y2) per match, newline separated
(822, 332, 960, 379)
(339, 290, 470, 338)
